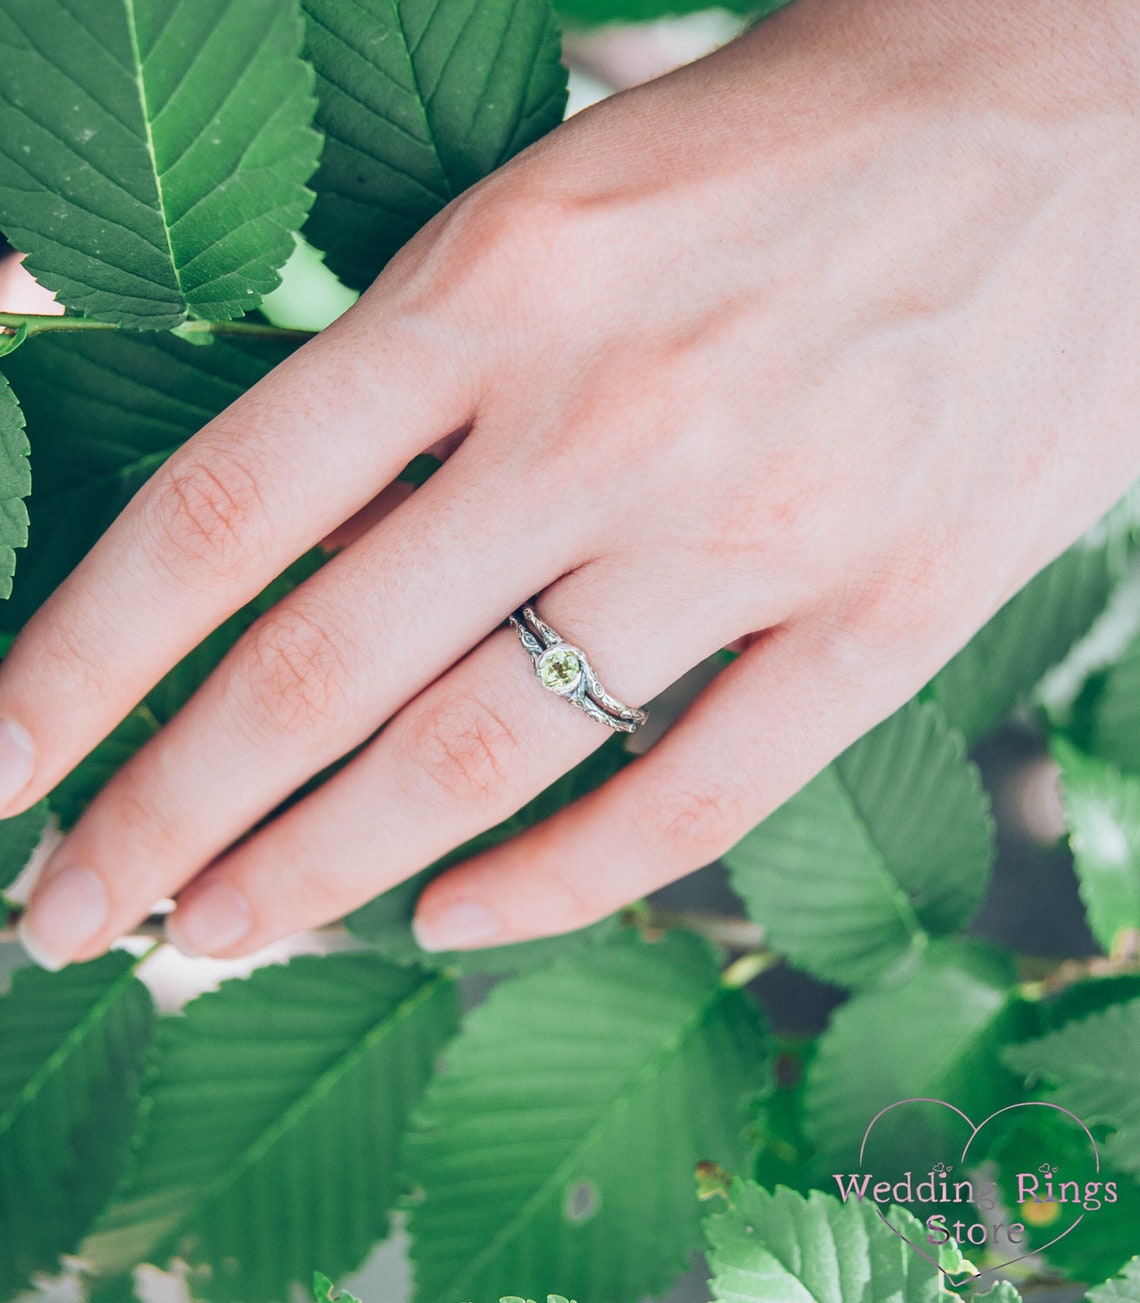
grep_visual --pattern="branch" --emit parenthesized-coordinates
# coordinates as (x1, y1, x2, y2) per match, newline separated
(0, 311, 315, 344)
(1019, 932, 1140, 998)
(621, 904, 766, 951)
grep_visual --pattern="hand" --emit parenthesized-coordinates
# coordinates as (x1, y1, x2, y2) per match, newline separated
(6, 0, 1140, 969)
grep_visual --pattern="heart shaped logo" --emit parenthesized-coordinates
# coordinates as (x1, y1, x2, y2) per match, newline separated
(850, 1097, 1102, 1279)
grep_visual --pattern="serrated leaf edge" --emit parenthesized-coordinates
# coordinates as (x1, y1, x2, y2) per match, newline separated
(0, 951, 147, 1142)
(419, 974, 751, 1301)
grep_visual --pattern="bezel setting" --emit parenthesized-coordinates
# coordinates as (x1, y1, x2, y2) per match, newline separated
(537, 644, 584, 695)
(508, 602, 648, 734)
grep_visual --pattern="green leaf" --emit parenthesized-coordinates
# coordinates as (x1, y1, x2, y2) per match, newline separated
(1090, 1258, 1140, 1303)
(396, 453, 442, 490)
(1088, 630, 1140, 775)
(1054, 739, 1140, 954)
(83, 953, 459, 1303)
(0, 321, 29, 358)
(1040, 974, 1140, 1032)
(0, 951, 155, 1297)
(346, 734, 633, 972)
(0, 0, 321, 327)
(0, 797, 47, 896)
(725, 700, 993, 988)
(301, 0, 568, 290)
(805, 942, 1035, 1176)
(497, 1297, 578, 1303)
(0, 371, 30, 599)
(405, 929, 770, 1303)
(86, 1273, 140, 1303)
(702, 1178, 970, 1303)
(751, 1038, 817, 1195)
(314, 1272, 361, 1303)
(922, 541, 1118, 743)
(1, 330, 301, 626)
(1004, 997, 1140, 1180)
(502, 1297, 577, 1303)
(985, 1105, 1137, 1283)
(978, 1287, 1023, 1303)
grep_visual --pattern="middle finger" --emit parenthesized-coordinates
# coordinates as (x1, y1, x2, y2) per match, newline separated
(16, 440, 582, 969)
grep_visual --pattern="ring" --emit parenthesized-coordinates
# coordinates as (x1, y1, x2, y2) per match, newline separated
(508, 602, 649, 734)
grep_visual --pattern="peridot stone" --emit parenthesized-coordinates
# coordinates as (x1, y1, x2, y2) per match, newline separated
(538, 647, 582, 691)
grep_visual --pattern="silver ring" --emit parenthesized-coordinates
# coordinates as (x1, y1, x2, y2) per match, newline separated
(508, 602, 648, 734)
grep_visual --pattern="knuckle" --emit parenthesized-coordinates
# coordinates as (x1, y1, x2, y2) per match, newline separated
(412, 182, 575, 319)
(266, 838, 346, 916)
(101, 783, 182, 864)
(405, 689, 519, 806)
(141, 446, 268, 581)
(844, 532, 960, 648)
(528, 862, 607, 931)
(648, 779, 752, 867)
(448, 183, 556, 261)
(237, 602, 354, 733)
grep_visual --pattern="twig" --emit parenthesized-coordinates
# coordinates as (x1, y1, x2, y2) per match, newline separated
(1019, 935, 1140, 998)
(622, 905, 766, 951)
(0, 311, 315, 343)
(721, 950, 779, 988)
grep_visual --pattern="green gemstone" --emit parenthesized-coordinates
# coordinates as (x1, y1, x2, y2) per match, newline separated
(538, 647, 582, 691)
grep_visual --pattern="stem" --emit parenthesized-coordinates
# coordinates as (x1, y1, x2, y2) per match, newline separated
(622, 904, 766, 951)
(1018, 945, 1140, 999)
(721, 950, 778, 988)
(0, 311, 315, 343)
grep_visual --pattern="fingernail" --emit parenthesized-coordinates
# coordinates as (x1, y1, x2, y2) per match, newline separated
(413, 900, 502, 952)
(165, 882, 251, 957)
(18, 865, 109, 970)
(0, 717, 35, 811)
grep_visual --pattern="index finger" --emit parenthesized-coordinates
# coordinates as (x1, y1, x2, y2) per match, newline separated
(0, 298, 475, 816)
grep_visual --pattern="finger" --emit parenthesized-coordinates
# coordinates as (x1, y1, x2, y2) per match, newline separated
(0, 252, 62, 314)
(156, 564, 749, 959)
(409, 615, 908, 948)
(15, 440, 571, 970)
(0, 297, 477, 817)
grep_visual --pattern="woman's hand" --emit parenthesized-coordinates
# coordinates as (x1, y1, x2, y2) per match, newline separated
(6, 0, 1140, 969)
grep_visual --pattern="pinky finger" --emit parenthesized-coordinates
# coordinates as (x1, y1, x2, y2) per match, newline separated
(411, 616, 905, 950)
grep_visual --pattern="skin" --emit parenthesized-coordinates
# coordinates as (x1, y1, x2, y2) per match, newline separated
(3, 0, 1140, 968)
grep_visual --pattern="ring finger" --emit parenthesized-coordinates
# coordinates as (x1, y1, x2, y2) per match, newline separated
(158, 563, 759, 959)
